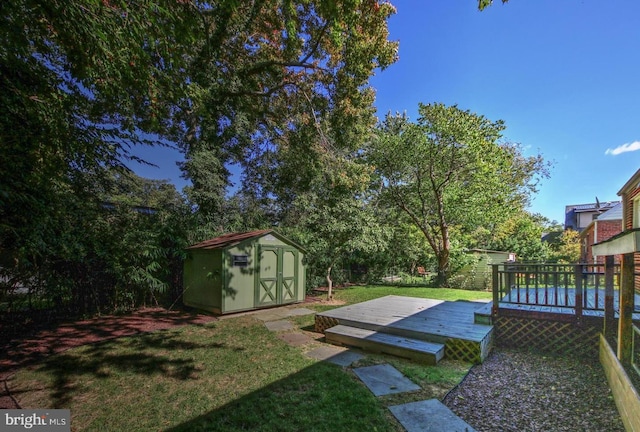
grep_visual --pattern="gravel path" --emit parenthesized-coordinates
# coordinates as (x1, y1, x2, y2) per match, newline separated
(443, 348, 625, 432)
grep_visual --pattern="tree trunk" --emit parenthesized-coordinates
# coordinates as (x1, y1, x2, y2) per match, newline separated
(435, 248, 450, 287)
(326, 264, 333, 300)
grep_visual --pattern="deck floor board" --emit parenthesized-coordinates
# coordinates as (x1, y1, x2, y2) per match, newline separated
(318, 295, 493, 343)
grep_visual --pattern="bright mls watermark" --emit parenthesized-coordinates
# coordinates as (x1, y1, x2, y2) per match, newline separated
(1, 410, 70, 431)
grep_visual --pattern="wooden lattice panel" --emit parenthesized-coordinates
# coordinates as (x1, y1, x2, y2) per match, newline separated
(315, 315, 339, 333)
(445, 338, 482, 364)
(496, 316, 600, 357)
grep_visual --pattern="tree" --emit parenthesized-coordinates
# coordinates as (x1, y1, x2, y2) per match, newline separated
(478, 211, 551, 262)
(368, 103, 549, 286)
(1, 1, 200, 289)
(478, 0, 509, 10)
(548, 229, 581, 263)
(282, 149, 389, 298)
(181, 0, 398, 215)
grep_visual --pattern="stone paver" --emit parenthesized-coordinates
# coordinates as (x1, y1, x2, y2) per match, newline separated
(284, 308, 315, 317)
(324, 350, 365, 367)
(306, 345, 346, 359)
(277, 332, 313, 346)
(388, 399, 476, 432)
(305, 345, 365, 366)
(253, 311, 289, 322)
(352, 364, 420, 396)
(263, 319, 295, 332)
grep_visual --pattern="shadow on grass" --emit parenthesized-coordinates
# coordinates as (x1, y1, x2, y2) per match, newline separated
(35, 331, 224, 408)
(164, 360, 397, 432)
(0, 308, 217, 379)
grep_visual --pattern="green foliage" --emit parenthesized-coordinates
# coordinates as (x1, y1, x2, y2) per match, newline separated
(477, 211, 551, 262)
(368, 103, 549, 286)
(282, 153, 390, 294)
(181, 0, 399, 215)
(548, 229, 582, 263)
(1, 0, 399, 326)
(0, 170, 189, 329)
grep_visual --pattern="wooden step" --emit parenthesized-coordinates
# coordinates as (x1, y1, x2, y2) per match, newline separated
(474, 301, 493, 325)
(325, 324, 445, 365)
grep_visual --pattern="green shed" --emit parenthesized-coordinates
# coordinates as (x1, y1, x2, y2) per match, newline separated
(183, 230, 306, 314)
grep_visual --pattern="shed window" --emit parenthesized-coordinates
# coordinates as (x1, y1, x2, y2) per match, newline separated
(232, 255, 249, 267)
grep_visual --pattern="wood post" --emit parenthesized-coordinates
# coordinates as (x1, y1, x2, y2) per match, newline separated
(617, 253, 635, 363)
(604, 255, 615, 340)
(574, 264, 583, 320)
(492, 264, 499, 316)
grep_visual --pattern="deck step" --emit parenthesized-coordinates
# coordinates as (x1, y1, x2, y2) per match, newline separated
(474, 301, 493, 325)
(325, 324, 445, 365)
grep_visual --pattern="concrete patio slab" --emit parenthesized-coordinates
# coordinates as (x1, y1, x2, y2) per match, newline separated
(352, 364, 420, 396)
(388, 399, 476, 432)
(277, 332, 313, 346)
(263, 320, 294, 332)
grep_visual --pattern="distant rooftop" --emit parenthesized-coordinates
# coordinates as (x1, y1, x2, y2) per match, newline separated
(596, 202, 623, 221)
(565, 201, 620, 213)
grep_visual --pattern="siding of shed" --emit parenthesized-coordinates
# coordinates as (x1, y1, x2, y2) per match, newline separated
(183, 250, 223, 313)
(223, 242, 258, 313)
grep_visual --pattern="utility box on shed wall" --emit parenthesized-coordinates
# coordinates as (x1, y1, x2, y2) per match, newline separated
(183, 230, 306, 314)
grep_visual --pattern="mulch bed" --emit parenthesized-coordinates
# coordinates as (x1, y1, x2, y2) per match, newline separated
(443, 348, 625, 432)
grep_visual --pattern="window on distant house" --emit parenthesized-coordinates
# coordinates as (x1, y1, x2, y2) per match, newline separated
(232, 255, 249, 267)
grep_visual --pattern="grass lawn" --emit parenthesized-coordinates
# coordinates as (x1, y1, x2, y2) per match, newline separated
(8, 286, 488, 431)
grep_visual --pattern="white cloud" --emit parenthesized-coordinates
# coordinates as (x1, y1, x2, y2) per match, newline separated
(605, 141, 640, 156)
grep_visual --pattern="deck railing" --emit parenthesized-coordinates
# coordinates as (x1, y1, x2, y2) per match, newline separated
(491, 262, 624, 316)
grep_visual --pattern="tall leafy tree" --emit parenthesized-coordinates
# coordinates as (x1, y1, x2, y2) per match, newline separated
(478, 211, 551, 262)
(548, 229, 581, 264)
(282, 149, 389, 297)
(181, 0, 398, 214)
(368, 103, 549, 286)
(1, 0, 198, 273)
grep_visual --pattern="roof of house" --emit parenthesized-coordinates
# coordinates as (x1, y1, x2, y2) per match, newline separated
(596, 202, 623, 221)
(565, 201, 620, 213)
(186, 229, 274, 250)
(618, 168, 640, 196)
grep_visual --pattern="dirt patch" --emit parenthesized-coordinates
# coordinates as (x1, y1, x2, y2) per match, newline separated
(443, 348, 625, 432)
(0, 308, 217, 409)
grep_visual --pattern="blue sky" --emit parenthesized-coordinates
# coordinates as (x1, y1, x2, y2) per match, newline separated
(133, 0, 640, 224)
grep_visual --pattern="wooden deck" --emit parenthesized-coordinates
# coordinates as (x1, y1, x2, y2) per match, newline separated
(499, 288, 640, 320)
(316, 295, 494, 364)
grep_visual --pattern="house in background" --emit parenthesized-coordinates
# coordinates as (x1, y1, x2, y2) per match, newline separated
(579, 203, 623, 264)
(565, 200, 620, 232)
(592, 168, 640, 431)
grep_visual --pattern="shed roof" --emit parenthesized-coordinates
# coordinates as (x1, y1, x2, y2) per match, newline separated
(186, 229, 273, 250)
(468, 248, 513, 255)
